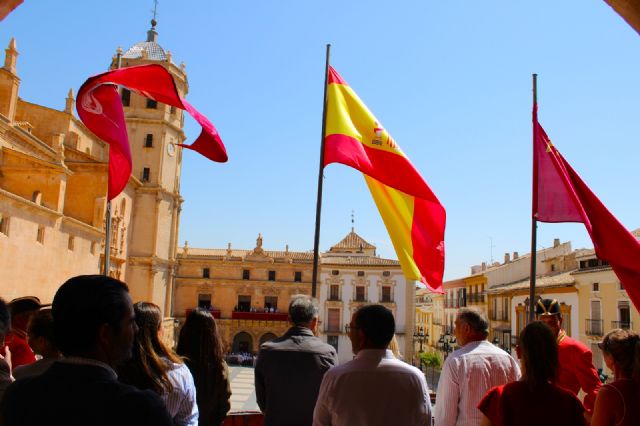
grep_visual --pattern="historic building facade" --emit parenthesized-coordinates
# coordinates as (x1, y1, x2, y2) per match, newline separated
(0, 23, 185, 318)
(414, 287, 443, 361)
(174, 231, 417, 360)
(316, 230, 415, 364)
(173, 235, 313, 353)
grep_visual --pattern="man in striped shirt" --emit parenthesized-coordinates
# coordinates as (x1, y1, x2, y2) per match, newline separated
(434, 308, 520, 426)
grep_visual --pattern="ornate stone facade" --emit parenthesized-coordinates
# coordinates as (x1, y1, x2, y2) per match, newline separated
(0, 24, 184, 318)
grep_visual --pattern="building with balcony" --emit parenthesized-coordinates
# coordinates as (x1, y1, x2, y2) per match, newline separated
(413, 287, 444, 366)
(174, 235, 312, 353)
(482, 239, 575, 352)
(572, 238, 640, 375)
(317, 230, 414, 364)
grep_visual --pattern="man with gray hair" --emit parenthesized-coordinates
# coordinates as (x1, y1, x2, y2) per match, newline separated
(435, 307, 520, 426)
(255, 294, 337, 426)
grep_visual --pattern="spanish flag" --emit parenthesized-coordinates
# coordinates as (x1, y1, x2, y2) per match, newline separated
(324, 67, 445, 292)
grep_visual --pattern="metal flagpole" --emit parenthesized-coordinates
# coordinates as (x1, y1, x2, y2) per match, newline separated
(528, 73, 538, 323)
(103, 48, 123, 276)
(312, 44, 331, 298)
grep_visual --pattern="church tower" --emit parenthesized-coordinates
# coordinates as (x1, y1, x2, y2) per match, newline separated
(116, 19, 186, 316)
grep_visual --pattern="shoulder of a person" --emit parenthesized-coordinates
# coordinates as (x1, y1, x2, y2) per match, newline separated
(597, 382, 625, 400)
(486, 383, 509, 398)
(116, 385, 172, 423)
(560, 335, 590, 353)
(323, 360, 353, 377)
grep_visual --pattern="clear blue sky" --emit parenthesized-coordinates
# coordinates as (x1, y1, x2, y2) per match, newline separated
(2, 1, 639, 281)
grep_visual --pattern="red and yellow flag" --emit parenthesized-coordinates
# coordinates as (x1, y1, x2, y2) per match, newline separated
(324, 67, 445, 292)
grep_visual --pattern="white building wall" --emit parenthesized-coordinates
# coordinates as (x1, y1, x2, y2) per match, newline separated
(318, 267, 410, 365)
(485, 242, 572, 288)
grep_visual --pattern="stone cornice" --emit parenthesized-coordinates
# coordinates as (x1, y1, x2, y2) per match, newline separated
(0, 188, 62, 218)
(1, 146, 69, 174)
(60, 216, 104, 238)
(124, 117, 186, 140)
(5, 121, 59, 159)
(135, 185, 182, 202)
(128, 256, 177, 268)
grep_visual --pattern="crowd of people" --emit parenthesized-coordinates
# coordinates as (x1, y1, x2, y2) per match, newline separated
(0, 273, 638, 425)
(0, 275, 230, 426)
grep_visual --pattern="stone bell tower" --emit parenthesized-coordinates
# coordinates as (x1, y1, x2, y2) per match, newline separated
(115, 19, 187, 316)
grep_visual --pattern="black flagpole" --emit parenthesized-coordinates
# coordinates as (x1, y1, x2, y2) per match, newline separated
(312, 44, 331, 298)
(529, 73, 538, 323)
(104, 49, 123, 276)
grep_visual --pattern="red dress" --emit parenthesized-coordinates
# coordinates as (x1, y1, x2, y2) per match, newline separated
(556, 331, 602, 411)
(478, 381, 584, 426)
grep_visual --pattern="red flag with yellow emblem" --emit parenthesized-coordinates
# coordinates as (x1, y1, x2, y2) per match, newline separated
(324, 67, 445, 292)
(533, 103, 640, 311)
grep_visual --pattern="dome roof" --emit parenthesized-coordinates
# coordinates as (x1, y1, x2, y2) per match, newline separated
(122, 20, 166, 61)
(122, 41, 167, 61)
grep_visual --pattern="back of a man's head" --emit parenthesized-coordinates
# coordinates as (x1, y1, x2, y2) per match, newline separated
(355, 304, 395, 349)
(457, 307, 489, 339)
(288, 295, 318, 326)
(53, 275, 129, 357)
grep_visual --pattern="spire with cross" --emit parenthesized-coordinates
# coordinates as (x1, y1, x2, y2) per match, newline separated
(152, 0, 159, 23)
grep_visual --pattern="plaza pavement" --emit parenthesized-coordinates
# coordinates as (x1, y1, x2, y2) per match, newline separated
(228, 365, 260, 413)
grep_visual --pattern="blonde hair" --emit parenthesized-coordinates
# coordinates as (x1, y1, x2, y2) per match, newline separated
(389, 335, 403, 359)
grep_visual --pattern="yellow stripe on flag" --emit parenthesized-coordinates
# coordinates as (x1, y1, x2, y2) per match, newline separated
(364, 175, 421, 281)
(326, 84, 406, 157)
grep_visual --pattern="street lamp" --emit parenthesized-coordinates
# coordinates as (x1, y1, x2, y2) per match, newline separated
(438, 332, 456, 358)
(413, 327, 428, 353)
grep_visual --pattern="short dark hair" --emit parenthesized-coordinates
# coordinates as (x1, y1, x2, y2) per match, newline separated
(288, 295, 318, 325)
(0, 298, 10, 340)
(519, 321, 558, 389)
(457, 308, 489, 338)
(354, 304, 395, 348)
(52, 275, 130, 357)
(27, 308, 55, 343)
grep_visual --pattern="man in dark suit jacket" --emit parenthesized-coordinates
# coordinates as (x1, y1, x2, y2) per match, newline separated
(1, 275, 173, 426)
(255, 295, 338, 426)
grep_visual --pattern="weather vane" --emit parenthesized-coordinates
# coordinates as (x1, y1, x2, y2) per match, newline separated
(151, 0, 159, 23)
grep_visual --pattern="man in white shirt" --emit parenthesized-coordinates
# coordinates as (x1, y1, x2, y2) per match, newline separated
(434, 307, 521, 426)
(313, 304, 432, 426)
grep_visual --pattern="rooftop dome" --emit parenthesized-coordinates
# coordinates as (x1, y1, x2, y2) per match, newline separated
(122, 19, 167, 61)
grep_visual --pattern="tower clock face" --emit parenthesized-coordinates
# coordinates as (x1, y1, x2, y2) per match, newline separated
(167, 142, 176, 156)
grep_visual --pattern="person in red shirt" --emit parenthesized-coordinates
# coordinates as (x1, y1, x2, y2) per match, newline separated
(536, 298, 601, 412)
(478, 321, 585, 426)
(3, 297, 48, 369)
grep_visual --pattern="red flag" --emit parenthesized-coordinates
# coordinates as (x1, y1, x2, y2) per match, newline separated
(534, 104, 640, 311)
(0, 0, 23, 21)
(77, 64, 227, 200)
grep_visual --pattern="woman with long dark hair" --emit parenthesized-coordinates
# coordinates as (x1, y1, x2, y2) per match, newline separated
(478, 321, 585, 426)
(118, 302, 198, 426)
(177, 308, 231, 426)
(591, 329, 640, 426)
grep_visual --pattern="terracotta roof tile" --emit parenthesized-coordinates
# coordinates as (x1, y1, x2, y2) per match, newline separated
(321, 255, 399, 267)
(330, 231, 375, 251)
